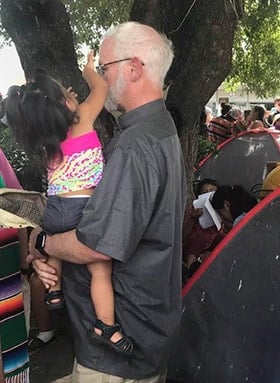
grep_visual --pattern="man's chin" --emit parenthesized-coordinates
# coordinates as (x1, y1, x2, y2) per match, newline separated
(105, 98, 118, 113)
(105, 99, 125, 114)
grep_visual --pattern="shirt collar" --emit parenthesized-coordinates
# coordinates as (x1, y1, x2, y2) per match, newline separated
(117, 99, 166, 131)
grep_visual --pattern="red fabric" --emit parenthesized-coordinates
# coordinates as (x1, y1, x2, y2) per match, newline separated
(207, 116, 233, 144)
(183, 223, 224, 261)
(182, 206, 225, 262)
(0, 228, 18, 246)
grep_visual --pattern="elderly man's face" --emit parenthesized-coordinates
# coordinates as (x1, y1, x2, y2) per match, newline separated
(99, 39, 127, 113)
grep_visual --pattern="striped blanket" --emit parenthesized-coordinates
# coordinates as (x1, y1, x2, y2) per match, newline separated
(207, 116, 233, 144)
(0, 230, 29, 382)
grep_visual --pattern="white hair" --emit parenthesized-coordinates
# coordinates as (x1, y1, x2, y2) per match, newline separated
(102, 21, 174, 88)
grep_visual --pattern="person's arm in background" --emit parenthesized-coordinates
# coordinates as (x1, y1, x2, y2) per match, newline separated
(0, 149, 22, 189)
(18, 228, 29, 272)
(0, 342, 4, 383)
(0, 148, 29, 270)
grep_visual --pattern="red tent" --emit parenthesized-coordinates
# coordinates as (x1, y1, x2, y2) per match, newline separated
(195, 128, 280, 191)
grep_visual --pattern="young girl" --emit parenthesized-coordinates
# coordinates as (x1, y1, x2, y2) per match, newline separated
(5, 52, 133, 355)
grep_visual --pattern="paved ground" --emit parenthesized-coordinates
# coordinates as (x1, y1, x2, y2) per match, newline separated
(30, 309, 74, 383)
(29, 310, 179, 383)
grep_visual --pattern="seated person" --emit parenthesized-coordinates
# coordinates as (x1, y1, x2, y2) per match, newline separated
(207, 106, 242, 144)
(248, 120, 264, 130)
(247, 105, 267, 129)
(182, 179, 225, 281)
(269, 113, 280, 130)
(260, 163, 280, 199)
(211, 184, 258, 227)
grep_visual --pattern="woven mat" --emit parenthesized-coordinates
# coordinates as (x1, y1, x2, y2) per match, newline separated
(0, 188, 47, 228)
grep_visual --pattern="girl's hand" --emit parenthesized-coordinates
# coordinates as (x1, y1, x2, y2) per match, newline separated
(66, 87, 77, 99)
(84, 50, 95, 72)
(32, 258, 58, 290)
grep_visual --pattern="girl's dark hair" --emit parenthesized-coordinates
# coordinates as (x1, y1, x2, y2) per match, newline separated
(5, 70, 78, 171)
(211, 185, 257, 220)
(252, 105, 265, 121)
(221, 103, 232, 116)
(199, 109, 207, 125)
(197, 178, 219, 195)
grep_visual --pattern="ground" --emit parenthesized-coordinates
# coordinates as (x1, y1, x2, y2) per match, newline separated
(30, 310, 74, 383)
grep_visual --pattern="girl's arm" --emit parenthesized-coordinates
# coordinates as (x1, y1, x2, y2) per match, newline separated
(77, 51, 108, 131)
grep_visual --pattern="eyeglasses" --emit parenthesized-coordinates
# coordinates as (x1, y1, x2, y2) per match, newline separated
(96, 58, 132, 76)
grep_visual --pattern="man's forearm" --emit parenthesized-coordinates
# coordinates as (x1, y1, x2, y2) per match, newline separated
(44, 229, 110, 264)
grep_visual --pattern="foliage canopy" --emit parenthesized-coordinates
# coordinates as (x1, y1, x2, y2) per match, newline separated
(63, 0, 132, 50)
(226, 0, 280, 97)
(1, 0, 279, 96)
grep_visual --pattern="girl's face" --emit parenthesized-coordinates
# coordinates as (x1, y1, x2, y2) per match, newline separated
(200, 183, 218, 194)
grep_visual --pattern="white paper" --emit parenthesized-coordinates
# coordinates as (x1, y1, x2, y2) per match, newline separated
(193, 191, 222, 230)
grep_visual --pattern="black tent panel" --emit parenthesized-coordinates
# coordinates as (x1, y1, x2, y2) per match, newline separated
(196, 130, 280, 191)
(168, 189, 280, 383)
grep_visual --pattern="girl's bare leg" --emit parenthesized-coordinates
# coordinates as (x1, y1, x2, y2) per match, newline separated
(46, 256, 62, 304)
(30, 273, 53, 331)
(87, 260, 122, 343)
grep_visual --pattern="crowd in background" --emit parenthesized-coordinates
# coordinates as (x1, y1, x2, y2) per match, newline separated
(199, 97, 280, 145)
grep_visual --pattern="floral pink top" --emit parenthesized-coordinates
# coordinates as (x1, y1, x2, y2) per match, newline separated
(47, 131, 104, 196)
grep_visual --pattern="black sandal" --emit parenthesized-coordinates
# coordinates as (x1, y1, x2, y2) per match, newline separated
(88, 319, 134, 356)
(45, 290, 65, 310)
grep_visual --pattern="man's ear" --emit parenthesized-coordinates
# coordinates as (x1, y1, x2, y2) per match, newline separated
(128, 57, 144, 81)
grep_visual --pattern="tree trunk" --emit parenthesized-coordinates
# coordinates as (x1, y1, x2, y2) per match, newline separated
(1, 0, 86, 96)
(1, 0, 115, 147)
(130, 0, 243, 201)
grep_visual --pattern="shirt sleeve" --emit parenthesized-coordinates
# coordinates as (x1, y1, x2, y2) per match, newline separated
(76, 146, 160, 263)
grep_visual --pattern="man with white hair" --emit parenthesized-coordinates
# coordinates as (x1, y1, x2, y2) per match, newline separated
(29, 22, 186, 382)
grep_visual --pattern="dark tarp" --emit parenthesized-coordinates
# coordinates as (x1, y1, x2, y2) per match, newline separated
(167, 189, 280, 383)
(195, 129, 280, 191)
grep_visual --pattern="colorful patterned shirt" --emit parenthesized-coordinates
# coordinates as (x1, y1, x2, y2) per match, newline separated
(47, 130, 104, 196)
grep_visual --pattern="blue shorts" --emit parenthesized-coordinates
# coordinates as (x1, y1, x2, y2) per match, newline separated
(42, 195, 89, 234)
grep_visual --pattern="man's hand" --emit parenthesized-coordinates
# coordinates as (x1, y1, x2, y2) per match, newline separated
(32, 258, 58, 289)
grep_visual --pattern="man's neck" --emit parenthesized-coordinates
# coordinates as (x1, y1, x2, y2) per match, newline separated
(121, 82, 163, 113)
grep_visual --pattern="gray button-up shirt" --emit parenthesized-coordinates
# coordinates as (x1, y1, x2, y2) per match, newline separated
(63, 99, 186, 378)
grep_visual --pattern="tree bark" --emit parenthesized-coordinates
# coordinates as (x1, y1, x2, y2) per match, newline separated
(1, 0, 87, 97)
(130, 0, 243, 201)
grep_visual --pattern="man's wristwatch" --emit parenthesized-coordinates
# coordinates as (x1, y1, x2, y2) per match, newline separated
(35, 230, 49, 257)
